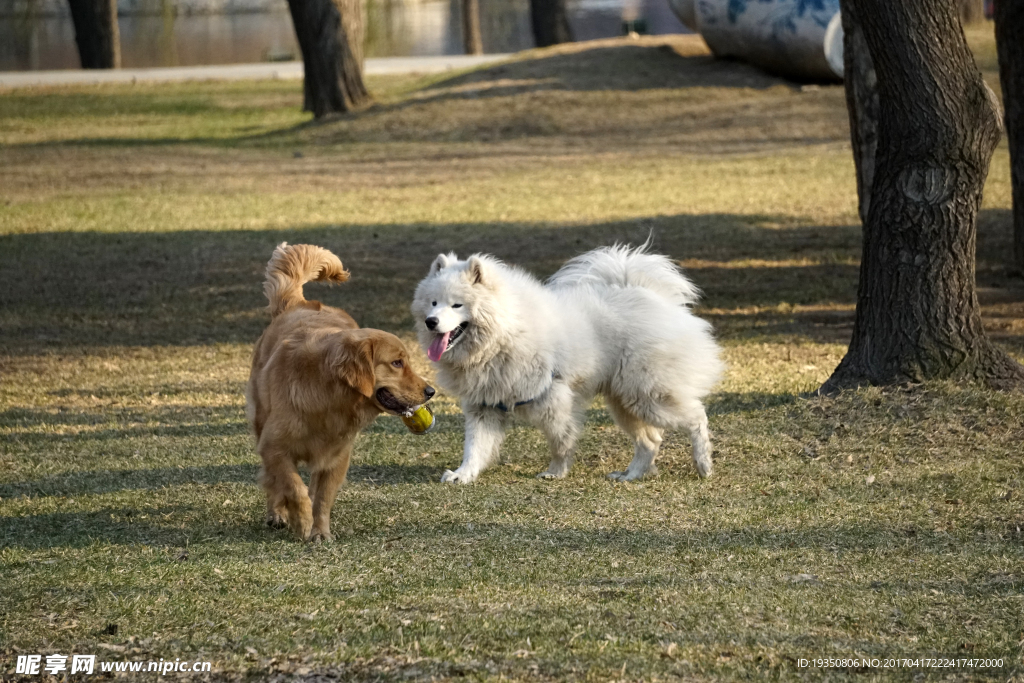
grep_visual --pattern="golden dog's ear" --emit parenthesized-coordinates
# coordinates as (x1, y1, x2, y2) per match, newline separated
(336, 337, 375, 398)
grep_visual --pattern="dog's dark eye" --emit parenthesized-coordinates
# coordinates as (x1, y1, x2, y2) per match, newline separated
(452, 303, 463, 308)
(391, 360, 404, 369)
(431, 301, 436, 306)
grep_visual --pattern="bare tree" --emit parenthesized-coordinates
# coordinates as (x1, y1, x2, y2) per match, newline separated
(287, 0, 370, 118)
(995, 0, 1024, 273)
(462, 0, 483, 55)
(529, 0, 573, 48)
(67, 0, 120, 69)
(822, 0, 1024, 392)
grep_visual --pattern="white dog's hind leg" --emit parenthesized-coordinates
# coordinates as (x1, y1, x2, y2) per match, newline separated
(606, 396, 663, 482)
(681, 400, 713, 478)
(535, 384, 584, 480)
(609, 425, 663, 482)
(441, 406, 505, 484)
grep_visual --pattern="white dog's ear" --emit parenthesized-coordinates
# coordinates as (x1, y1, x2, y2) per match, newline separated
(429, 253, 454, 276)
(466, 255, 487, 286)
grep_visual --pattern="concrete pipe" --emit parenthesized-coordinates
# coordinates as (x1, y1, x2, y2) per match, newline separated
(667, 0, 844, 82)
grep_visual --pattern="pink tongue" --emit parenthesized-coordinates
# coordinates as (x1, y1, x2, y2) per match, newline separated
(427, 331, 451, 362)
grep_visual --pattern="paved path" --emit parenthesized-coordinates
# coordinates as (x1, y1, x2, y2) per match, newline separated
(0, 54, 512, 89)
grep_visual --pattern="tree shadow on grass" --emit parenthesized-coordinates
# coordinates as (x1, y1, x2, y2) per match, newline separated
(0, 453, 447, 499)
(0, 504, 262, 550)
(4, 211, 1020, 356)
(301, 41, 842, 150)
(417, 37, 787, 96)
(0, 41, 833, 168)
(347, 463, 444, 486)
(2, 502, 1018, 562)
(0, 213, 864, 354)
(338, 37, 791, 126)
(708, 391, 802, 414)
(0, 405, 248, 445)
(0, 463, 259, 499)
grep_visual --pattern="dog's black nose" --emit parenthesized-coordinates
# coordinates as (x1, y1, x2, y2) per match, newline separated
(424, 386, 435, 399)
(425, 317, 439, 330)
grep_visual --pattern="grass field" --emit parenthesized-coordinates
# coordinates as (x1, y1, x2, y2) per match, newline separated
(2, 28, 1023, 682)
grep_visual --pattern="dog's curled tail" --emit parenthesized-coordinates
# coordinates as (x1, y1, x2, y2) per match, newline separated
(548, 243, 701, 306)
(263, 242, 350, 317)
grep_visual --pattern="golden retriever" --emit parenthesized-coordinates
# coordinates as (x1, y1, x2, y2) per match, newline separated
(246, 243, 434, 541)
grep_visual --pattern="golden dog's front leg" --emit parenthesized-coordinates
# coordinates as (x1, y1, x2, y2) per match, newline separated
(259, 446, 313, 540)
(264, 493, 288, 529)
(308, 448, 352, 542)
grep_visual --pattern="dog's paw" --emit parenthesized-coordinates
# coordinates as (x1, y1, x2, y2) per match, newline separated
(308, 529, 334, 543)
(607, 466, 657, 482)
(291, 515, 313, 541)
(440, 468, 477, 484)
(693, 455, 713, 478)
(536, 470, 565, 480)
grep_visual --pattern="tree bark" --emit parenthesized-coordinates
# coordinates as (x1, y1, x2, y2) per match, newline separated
(821, 0, 1024, 393)
(338, 0, 364, 68)
(995, 0, 1024, 274)
(462, 0, 483, 55)
(839, 0, 879, 224)
(67, 0, 120, 69)
(287, 0, 370, 118)
(959, 0, 985, 24)
(529, 0, 573, 48)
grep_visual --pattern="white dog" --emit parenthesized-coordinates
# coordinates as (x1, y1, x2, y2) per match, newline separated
(411, 244, 724, 484)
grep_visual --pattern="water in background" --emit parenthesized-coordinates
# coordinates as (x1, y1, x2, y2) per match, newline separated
(0, 0, 687, 71)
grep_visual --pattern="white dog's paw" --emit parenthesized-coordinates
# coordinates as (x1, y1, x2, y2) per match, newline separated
(693, 455, 713, 478)
(536, 470, 565, 480)
(440, 468, 477, 484)
(607, 465, 658, 482)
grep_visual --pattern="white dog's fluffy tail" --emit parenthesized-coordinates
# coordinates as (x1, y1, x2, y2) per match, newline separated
(548, 243, 701, 306)
(263, 242, 350, 317)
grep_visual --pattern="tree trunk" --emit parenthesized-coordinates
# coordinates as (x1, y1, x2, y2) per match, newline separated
(995, 0, 1024, 274)
(67, 0, 120, 69)
(462, 0, 483, 55)
(959, 0, 985, 24)
(529, 0, 573, 48)
(338, 0, 364, 68)
(821, 0, 1024, 393)
(839, 0, 879, 224)
(287, 0, 370, 118)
